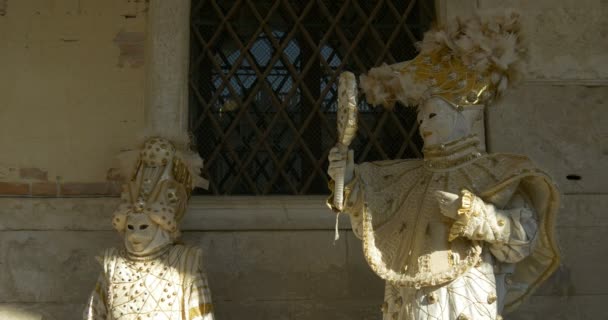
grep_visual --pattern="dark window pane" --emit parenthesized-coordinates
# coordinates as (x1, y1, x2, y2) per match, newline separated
(189, 0, 434, 195)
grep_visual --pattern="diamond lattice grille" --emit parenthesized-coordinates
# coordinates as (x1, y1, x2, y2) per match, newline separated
(189, 0, 435, 195)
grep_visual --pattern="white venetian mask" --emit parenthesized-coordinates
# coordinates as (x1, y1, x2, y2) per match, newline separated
(124, 214, 160, 253)
(417, 97, 474, 147)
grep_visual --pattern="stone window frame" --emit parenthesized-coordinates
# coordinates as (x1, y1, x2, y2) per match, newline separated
(144, 0, 483, 218)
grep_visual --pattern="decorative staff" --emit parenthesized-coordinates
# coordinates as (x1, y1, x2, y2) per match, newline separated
(333, 71, 358, 211)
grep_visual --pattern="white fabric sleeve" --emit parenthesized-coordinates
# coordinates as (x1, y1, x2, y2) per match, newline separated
(82, 274, 108, 320)
(184, 251, 215, 320)
(450, 191, 538, 263)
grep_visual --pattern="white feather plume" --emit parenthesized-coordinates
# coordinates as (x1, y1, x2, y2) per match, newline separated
(418, 9, 526, 95)
(361, 10, 526, 108)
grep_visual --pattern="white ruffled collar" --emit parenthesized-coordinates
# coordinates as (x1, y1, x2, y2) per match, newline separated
(422, 135, 485, 171)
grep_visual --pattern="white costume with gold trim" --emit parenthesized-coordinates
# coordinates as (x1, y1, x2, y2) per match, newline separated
(328, 12, 560, 319)
(85, 245, 214, 320)
(333, 136, 559, 319)
(84, 137, 214, 320)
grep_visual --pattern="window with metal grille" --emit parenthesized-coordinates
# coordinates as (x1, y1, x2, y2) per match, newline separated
(189, 0, 435, 195)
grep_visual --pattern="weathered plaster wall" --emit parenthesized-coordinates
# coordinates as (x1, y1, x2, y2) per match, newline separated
(479, 0, 608, 319)
(0, 0, 146, 185)
(480, 0, 608, 82)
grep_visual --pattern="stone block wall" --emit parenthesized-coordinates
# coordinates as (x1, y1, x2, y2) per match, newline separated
(0, 198, 385, 320)
(479, 0, 608, 319)
(1, 195, 607, 319)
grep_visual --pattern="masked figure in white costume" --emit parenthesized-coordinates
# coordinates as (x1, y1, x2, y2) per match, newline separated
(84, 137, 214, 320)
(328, 12, 560, 320)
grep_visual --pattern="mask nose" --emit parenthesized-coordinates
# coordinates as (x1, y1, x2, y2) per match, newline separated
(418, 118, 427, 131)
(128, 229, 146, 241)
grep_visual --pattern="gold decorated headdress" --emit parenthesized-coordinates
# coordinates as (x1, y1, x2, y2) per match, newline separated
(360, 10, 526, 109)
(112, 135, 209, 238)
(133, 137, 200, 201)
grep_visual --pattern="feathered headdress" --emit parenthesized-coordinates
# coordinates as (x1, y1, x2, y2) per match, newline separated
(360, 10, 526, 109)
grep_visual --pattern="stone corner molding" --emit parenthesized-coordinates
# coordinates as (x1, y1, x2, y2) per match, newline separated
(435, 0, 479, 26)
(144, 0, 192, 139)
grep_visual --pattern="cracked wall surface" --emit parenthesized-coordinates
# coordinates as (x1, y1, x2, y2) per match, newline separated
(0, 0, 146, 184)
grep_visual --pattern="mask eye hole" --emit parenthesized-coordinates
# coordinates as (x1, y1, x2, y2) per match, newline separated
(140, 224, 149, 230)
(127, 225, 134, 230)
(429, 113, 437, 119)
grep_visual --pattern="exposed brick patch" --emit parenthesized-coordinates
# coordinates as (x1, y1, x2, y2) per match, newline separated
(60, 183, 112, 196)
(0, 182, 29, 195)
(0, 0, 7, 16)
(0, 181, 123, 197)
(106, 168, 124, 181)
(113, 31, 145, 68)
(0, 176, 124, 197)
(19, 167, 48, 181)
(31, 182, 58, 196)
(0, 166, 18, 180)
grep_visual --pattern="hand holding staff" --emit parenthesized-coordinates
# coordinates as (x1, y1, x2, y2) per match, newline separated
(332, 72, 358, 210)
